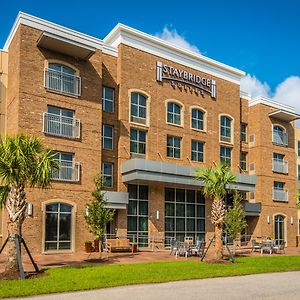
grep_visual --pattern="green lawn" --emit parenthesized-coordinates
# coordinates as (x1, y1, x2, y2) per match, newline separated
(0, 256, 300, 298)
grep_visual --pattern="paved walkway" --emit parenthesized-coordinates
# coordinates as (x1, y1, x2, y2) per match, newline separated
(8, 271, 300, 300)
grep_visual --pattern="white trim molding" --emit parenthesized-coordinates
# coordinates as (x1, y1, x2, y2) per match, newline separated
(104, 23, 245, 85)
(249, 96, 296, 113)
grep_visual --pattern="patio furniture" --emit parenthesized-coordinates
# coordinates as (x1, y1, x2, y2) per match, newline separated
(149, 236, 164, 252)
(189, 240, 206, 257)
(273, 240, 286, 254)
(260, 240, 274, 255)
(251, 239, 261, 252)
(106, 238, 134, 254)
(175, 242, 191, 258)
(184, 236, 194, 245)
(170, 239, 178, 255)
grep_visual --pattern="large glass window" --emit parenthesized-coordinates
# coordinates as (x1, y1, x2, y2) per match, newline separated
(131, 92, 147, 125)
(45, 203, 72, 251)
(46, 63, 80, 96)
(165, 188, 205, 246)
(220, 146, 231, 166)
(240, 123, 247, 142)
(167, 102, 182, 125)
(102, 162, 113, 187)
(167, 135, 181, 158)
(102, 124, 113, 150)
(127, 185, 148, 247)
(130, 128, 146, 155)
(274, 215, 285, 245)
(191, 140, 204, 162)
(220, 116, 232, 143)
(240, 152, 247, 170)
(273, 125, 288, 146)
(191, 108, 204, 130)
(102, 86, 114, 112)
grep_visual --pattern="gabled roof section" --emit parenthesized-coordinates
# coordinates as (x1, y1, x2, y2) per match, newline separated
(104, 23, 245, 84)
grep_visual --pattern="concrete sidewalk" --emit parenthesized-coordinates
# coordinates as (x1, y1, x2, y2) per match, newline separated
(8, 271, 300, 300)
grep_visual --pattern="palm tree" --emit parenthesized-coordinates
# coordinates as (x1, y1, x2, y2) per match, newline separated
(194, 164, 236, 261)
(0, 134, 58, 274)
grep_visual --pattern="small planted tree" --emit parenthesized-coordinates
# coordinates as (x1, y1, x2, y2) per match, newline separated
(224, 192, 247, 254)
(85, 174, 114, 257)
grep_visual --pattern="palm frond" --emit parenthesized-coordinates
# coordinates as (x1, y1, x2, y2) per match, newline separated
(0, 185, 9, 208)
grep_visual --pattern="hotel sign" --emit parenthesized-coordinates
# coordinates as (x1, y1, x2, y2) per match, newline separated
(156, 61, 216, 98)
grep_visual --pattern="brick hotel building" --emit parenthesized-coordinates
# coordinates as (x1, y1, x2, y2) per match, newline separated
(0, 12, 299, 254)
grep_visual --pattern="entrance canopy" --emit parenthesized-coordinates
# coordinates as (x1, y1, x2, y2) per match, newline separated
(122, 158, 257, 192)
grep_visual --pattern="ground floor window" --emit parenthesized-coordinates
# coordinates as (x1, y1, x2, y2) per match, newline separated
(127, 184, 148, 247)
(165, 188, 205, 246)
(45, 203, 73, 251)
(274, 214, 285, 245)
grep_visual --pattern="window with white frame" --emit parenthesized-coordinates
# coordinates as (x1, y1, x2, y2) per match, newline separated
(191, 140, 204, 162)
(167, 102, 182, 125)
(102, 86, 114, 112)
(102, 162, 113, 187)
(130, 92, 147, 125)
(220, 146, 231, 166)
(167, 135, 181, 158)
(130, 128, 146, 155)
(191, 108, 204, 130)
(102, 124, 113, 150)
(45, 63, 81, 96)
(220, 116, 232, 143)
(273, 125, 288, 146)
(240, 152, 247, 170)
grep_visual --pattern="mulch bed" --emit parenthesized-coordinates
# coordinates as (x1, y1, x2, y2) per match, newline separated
(0, 270, 45, 280)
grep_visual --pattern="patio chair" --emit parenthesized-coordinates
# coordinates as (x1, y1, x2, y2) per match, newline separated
(260, 240, 273, 255)
(175, 243, 190, 258)
(190, 240, 206, 257)
(251, 239, 261, 252)
(169, 239, 178, 255)
(273, 240, 286, 254)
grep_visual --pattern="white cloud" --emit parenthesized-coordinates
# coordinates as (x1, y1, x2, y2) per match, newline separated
(155, 27, 200, 54)
(240, 74, 271, 98)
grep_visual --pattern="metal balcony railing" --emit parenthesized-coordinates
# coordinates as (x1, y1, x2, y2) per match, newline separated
(44, 68, 81, 97)
(272, 158, 288, 174)
(43, 112, 80, 139)
(272, 188, 288, 202)
(51, 160, 80, 182)
(272, 131, 288, 146)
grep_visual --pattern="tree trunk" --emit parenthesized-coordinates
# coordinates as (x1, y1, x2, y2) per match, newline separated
(214, 225, 223, 261)
(5, 185, 27, 273)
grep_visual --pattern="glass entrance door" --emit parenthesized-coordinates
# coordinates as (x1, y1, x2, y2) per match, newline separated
(274, 215, 285, 245)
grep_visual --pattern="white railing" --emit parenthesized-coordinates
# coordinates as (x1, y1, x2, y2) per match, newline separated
(43, 112, 80, 139)
(272, 158, 288, 174)
(272, 132, 288, 146)
(272, 188, 288, 202)
(51, 160, 80, 182)
(44, 68, 81, 97)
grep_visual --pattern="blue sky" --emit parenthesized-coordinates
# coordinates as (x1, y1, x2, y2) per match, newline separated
(1, 0, 300, 108)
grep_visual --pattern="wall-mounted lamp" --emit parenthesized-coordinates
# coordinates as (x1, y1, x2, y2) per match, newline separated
(291, 217, 293, 225)
(85, 207, 89, 217)
(156, 210, 160, 220)
(267, 216, 270, 224)
(27, 203, 33, 217)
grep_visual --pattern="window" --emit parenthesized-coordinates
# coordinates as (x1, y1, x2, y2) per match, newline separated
(273, 181, 288, 202)
(220, 116, 232, 143)
(102, 162, 113, 187)
(102, 124, 113, 150)
(165, 188, 205, 246)
(274, 181, 284, 190)
(240, 123, 247, 142)
(44, 106, 80, 139)
(240, 152, 247, 171)
(130, 128, 146, 155)
(191, 108, 204, 131)
(167, 102, 182, 125)
(272, 153, 288, 174)
(127, 184, 149, 247)
(191, 140, 204, 162)
(273, 125, 288, 146)
(220, 146, 231, 166)
(130, 92, 147, 125)
(167, 136, 181, 158)
(51, 152, 79, 182)
(45, 63, 80, 96)
(298, 141, 300, 156)
(102, 86, 114, 112)
(45, 203, 73, 251)
(298, 165, 300, 180)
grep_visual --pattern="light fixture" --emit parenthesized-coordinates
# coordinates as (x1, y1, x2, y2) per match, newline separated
(267, 216, 270, 224)
(27, 203, 33, 217)
(85, 207, 89, 216)
(291, 217, 293, 225)
(156, 210, 160, 220)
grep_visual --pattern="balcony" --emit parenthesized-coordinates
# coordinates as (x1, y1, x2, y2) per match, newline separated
(272, 188, 288, 202)
(51, 160, 80, 182)
(272, 131, 288, 146)
(272, 158, 288, 174)
(44, 68, 81, 97)
(43, 112, 80, 139)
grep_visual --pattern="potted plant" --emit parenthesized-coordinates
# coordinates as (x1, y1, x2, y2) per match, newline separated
(85, 240, 93, 253)
(94, 236, 100, 252)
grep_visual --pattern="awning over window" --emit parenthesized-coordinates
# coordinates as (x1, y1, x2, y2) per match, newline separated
(269, 110, 300, 122)
(104, 191, 129, 210)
